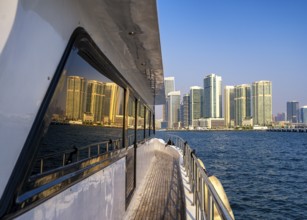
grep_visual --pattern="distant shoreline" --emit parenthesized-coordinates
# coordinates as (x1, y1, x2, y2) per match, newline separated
(157, 129, 262, 132)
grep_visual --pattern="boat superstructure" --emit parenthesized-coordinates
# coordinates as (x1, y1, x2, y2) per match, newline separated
(0, 1, 234, 219)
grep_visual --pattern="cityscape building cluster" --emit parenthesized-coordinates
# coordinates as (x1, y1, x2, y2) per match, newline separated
(162, 74, 274, 129)
(161, 75, 307, 130)
(285, 101, 307, 125)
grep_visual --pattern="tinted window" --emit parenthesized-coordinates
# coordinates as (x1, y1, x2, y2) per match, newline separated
(33, 48, 124, 174)
(137, 102, 145, 142)
(145, 109, 150, 138)
(127, 96, 136, 146)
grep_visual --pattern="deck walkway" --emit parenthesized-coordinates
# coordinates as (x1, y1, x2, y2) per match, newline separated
(129, 147, 186, 220)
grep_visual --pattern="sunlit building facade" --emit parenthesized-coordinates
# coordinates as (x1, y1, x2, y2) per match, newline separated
(86, 80, 104, 123)
(182, 94, 190, 128)
(163, 77, 175, 126)
(168, 91, 181, 129)
(66, 76, 86, 120)
(106, 83, 124, 126)
(234, 84, 251, 127)
(224, 86, 235, 128)
(252, 80, 272, 126)
(204, 73, 222, 118)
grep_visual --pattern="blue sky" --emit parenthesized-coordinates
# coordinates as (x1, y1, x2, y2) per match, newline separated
(156, 0, 307, 118)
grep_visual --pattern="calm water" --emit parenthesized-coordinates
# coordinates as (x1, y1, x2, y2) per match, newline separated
(157, 131, 307, 220)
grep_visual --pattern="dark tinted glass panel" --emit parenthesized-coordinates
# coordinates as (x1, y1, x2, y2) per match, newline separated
(32, 48, 124, 174)
(137, 103, 145, 142)
(127, 96, 136, 146)
(151, 113, 154, 135)
(145, 109, 150, 138)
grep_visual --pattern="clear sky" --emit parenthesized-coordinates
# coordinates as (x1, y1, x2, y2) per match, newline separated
(156, 0, 307, 119)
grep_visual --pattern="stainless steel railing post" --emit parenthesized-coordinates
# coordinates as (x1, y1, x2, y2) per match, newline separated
(195, 165, 199, 219)
(40, 159, 44, 174)
(62, 153, 66, 166)
(165, 134, 234, 220)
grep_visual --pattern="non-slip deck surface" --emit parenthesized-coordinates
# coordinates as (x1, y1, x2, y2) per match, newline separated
(132, 147, 186, 220)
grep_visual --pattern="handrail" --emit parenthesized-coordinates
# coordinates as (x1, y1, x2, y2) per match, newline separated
(165, 134, 234, 220)
(35, 138, 122, 174)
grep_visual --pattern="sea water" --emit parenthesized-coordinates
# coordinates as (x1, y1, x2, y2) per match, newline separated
(157, 131, 307, 220)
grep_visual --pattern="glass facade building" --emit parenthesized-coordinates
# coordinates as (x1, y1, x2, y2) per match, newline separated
(163, 77, 175, 126)
(301, 106, 307, 124)
(224, 86, 235, 128)
(182, 94, 190, 128)
(189, 86, 203, 125)
(252, 80, 272, 126)
(234, 84, 251, 127)
(168, 91, 181, 129)
(287, 101, 299, 123)
(204, 74, 222, 118)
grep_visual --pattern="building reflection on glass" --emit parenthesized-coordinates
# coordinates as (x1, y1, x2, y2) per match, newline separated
(54, 75, 124, 128)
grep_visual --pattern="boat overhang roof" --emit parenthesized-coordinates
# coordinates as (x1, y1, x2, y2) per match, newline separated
(92, 0, 165, 106)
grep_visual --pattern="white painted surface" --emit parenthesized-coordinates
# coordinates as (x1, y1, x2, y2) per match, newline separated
(181, 163, 197, 220)
(16, 157, 126, 220)
(0, 0, 18, 54)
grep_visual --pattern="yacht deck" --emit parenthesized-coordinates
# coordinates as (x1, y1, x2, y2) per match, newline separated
(127, 147, 186, 220)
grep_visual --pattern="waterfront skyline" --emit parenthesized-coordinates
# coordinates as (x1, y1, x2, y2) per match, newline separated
(157, 0, 307, 118)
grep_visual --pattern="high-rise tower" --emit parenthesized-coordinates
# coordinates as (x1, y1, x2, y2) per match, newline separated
(224, 86, 235, 128)
(189, 86, 203, 126)
(182, 94, 190, 128)
(163, 77, 175, 125)
(287, 101, 299, 123)
(252, 80, 272, 126)
(234, 84, 251, 126)
(204, 74, 222, 118)
(167, 91, 181, 129)
(86, 80, 104, 123)
(66, 76, 86, 121)
(301, 106, 307, 124)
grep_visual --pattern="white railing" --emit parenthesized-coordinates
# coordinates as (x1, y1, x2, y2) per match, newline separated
(166, 134, 234, 220)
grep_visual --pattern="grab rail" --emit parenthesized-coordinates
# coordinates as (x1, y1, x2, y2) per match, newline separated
(36, 138, 122, 174)
(165, 134, 234, 220)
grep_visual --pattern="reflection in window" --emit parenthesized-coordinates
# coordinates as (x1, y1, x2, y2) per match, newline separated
(137, 103, 145, 142)
(34, 49, 125, 173)
(151, 113, 154, 135)
(127, 96, 136, 146)
(145, 109, 150, 138)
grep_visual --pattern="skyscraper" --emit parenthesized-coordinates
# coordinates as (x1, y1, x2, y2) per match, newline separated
(163, 77, 175, 124)
(204, 73, 222, 118)
(224, 86, 235, 128)
(164, 77, 175, 98)
(252, 80, 272, 126)
(189, 86, 203, 126)
(86, 80, 104, 123)
(103, 82, 123, 125)
(182, 94, 190, 128)
(234, 84, 251, 126)
(300, 106, 307, 124)
(66, 76, 86, 120)
(167, 91, 181, 129)
(287, 101, 299, 123)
